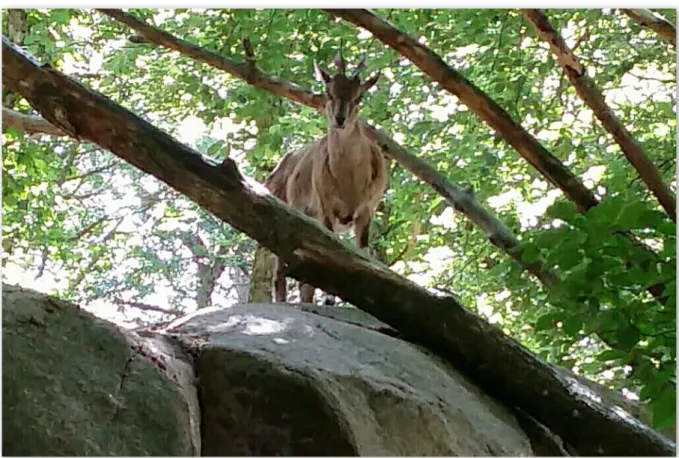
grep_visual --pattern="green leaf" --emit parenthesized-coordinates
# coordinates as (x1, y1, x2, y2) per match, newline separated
(616, 201, 649, 230)
(650, 386, 676, 430)
(520, 243, 541, 264)
(562, 315, 583, 336)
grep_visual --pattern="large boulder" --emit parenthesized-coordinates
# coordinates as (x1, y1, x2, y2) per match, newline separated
(2, 284, 200, 456)
(164, 303, 534, 456)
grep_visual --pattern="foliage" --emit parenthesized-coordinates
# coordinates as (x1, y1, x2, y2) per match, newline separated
(2, 8, 675, 428)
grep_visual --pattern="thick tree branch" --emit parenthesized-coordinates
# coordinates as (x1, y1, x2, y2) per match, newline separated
(3, 36, 674, 457)
(522, 9, 676, 222)
(98, 9, 559, 296)
(2, 106, 68, 136)
(326, 9, 600, 213)
(327, 8, 670, 308)
(621, 9, 677, 48)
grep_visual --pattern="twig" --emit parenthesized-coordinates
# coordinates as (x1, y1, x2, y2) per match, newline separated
(522, 9, 676, 222)
(621, 9, 677, 48)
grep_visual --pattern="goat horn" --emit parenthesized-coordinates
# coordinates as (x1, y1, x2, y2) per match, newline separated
(351, 56, 367, 79)
(333, 38, 346, 75)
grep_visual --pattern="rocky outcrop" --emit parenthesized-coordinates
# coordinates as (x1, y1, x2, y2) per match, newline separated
(2, 284, 200, 456)
(7, 283, 660, 456)
(165, 303, 533, 456)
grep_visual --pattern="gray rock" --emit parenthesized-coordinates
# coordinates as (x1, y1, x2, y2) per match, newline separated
(2, 284, 200, 456)
(165, 303, 533, 456)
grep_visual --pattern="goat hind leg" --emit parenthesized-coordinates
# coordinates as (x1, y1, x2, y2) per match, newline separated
(273, 256, 287, 302)
(299, 283, 315, 303)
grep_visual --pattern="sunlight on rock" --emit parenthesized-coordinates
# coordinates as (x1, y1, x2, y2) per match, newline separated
(208, 314, 291, 336)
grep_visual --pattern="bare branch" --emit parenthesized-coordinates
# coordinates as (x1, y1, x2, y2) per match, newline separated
(114, 298, 184, 316)
(523, 9, 676, 222)
(2, 106, 69, 136)
(621, 9, 677, 48)
(328, 8, 670, 307)
(325, 9, 600, 213)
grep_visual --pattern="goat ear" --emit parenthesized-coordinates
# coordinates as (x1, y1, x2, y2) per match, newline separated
(359, 71, 381, 94)
(314, 60, 331, 84)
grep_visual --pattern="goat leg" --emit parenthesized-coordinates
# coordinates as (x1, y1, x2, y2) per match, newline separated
(354, 212, 372, 251)
(273, 256, 287, 302)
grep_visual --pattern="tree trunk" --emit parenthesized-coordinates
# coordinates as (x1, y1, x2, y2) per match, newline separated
(248, 245, 275, 303)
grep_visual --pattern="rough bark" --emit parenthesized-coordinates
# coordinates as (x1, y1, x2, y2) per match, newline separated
(3, 106, 67, 136)
(248, 245, 275, 303)
(523, 9, 676, 222)
(621, 9, 677, 47)
(325, 9, 600, 213)
(3, 37, 674, 457)
(97, 9, 559, 295)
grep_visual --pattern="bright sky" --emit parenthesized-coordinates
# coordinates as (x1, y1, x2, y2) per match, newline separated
(2, 10, 676, 331)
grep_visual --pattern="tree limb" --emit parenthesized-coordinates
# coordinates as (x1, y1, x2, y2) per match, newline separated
(325, 9, 600, 213)
(621, 9, 677, 48)
(522, 9, 676, 222)
(326, 8, 670, 307)
(114, 298, 184, 317)
(97, 8, 559, 296)
(3, 36, 674, 457)
(2, 106, 68, 136)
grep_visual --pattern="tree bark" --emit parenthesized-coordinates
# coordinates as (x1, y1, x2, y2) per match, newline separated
(248, 245, 275, 303)
(621, 9, 677, 48)
(3, 106, 67, 136)
(522, 9, 676, 222)
(3, 37, 674, 457)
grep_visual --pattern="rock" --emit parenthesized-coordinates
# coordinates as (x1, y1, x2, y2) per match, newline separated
(164, 303, 533, 456)
(2, 284, 200, 456)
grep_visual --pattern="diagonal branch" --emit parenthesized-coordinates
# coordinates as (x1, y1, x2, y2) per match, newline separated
(4, 36, 675, 457)
(327, 8, 670, 307)
(2, 106, 68, 136)
(522, 9, 676, 222)
(114, 298, 184, 317)
(98, 9, 559, 293)
(621, 9, 677, 48)
(325, 9, 600, 213)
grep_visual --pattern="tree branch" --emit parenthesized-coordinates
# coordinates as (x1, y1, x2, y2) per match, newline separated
(97, 9, 560, 297)
(3, 36, 674, 457)
(621, 9, 677, 48)
(114, 298, 184, 317)
(2, 106, 68, 136)
(522, 9, 676, 222)
(325, 9, 600, 213)
(327, 8, 670, 308)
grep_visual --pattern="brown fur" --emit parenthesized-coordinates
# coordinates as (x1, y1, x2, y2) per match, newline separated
(264, 51, 388, 304)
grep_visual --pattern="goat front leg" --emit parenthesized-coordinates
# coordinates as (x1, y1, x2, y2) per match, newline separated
(273, 255, 287, 302)
(354, 212, 372, 252)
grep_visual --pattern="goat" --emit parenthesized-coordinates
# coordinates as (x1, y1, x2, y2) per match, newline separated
(264, 47, 389, 304)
